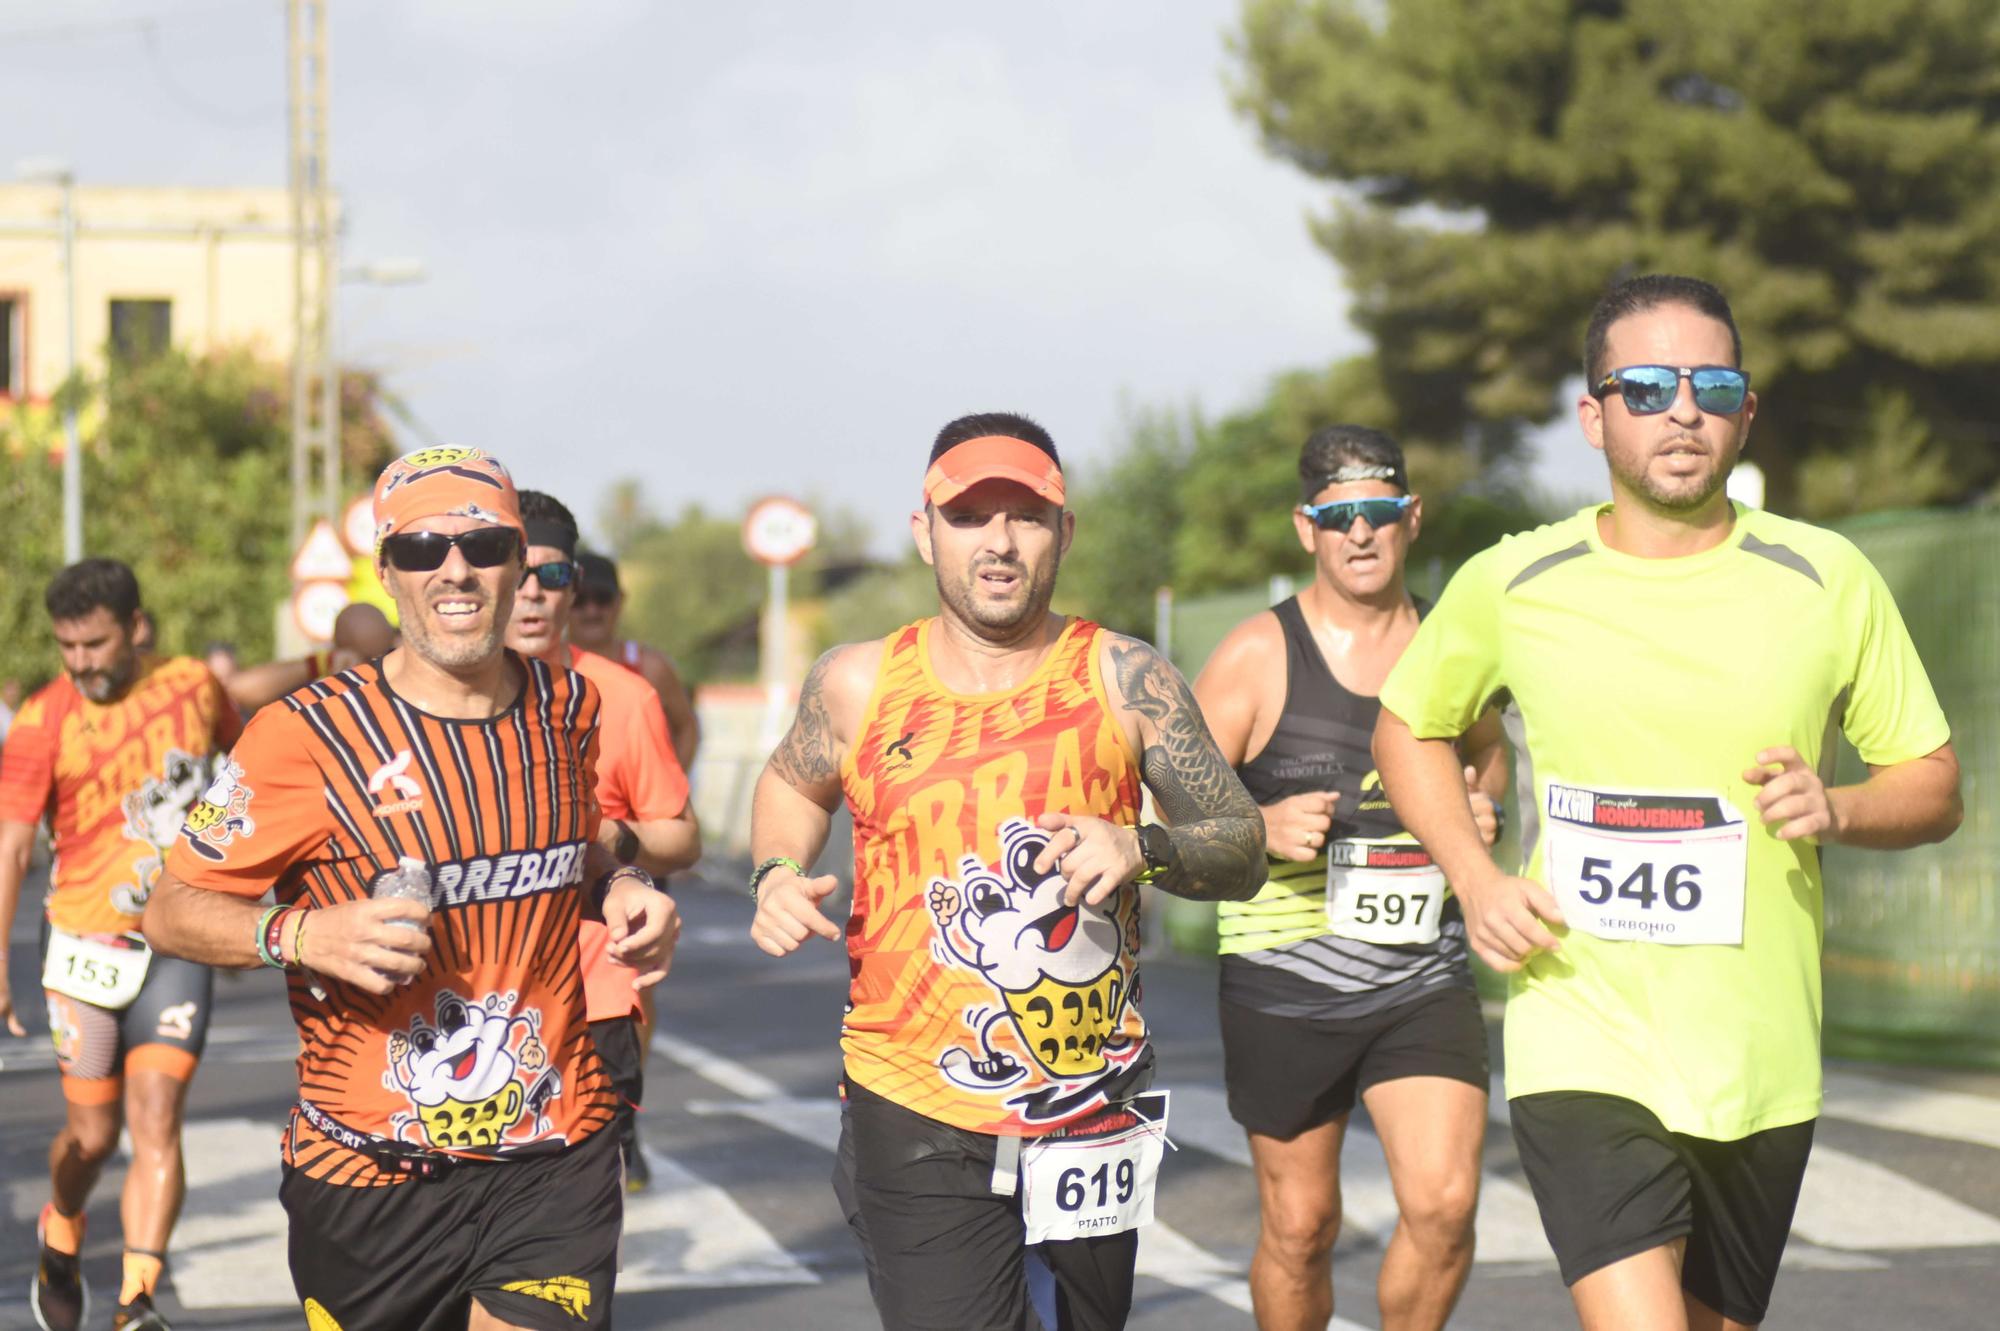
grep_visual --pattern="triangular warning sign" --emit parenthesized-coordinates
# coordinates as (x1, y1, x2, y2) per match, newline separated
(291, 518, 353, 582)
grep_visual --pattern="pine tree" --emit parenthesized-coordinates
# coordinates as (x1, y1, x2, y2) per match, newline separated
(1230, 0, 2000, 513)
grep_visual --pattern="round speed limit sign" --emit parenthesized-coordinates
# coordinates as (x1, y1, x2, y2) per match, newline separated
(743, 497, 817, 567)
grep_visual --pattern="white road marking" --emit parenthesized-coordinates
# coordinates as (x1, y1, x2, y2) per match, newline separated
(653, 1029, 787, 1100)
(158, 1118, 291, 1308)
(1173, 1083, 1555, 1264)
(663, 1034, 1275, 1319)
(620, 1146, 818, 1289)
(1823, 1070, 2000, 1151)
(1793, 1144, 2000, 1250)
(688, 1096, 842, 1149)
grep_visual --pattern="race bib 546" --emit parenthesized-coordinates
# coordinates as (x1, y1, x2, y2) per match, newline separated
(1541, 782, 1747, 946)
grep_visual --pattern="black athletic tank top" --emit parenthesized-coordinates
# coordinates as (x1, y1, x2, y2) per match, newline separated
(1218, 596, 1472, 1019)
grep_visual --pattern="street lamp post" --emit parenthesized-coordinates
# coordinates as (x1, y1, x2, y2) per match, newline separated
(18, 158, 81, 561)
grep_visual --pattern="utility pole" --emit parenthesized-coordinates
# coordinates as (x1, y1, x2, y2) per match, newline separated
(287, 0, 334, 546)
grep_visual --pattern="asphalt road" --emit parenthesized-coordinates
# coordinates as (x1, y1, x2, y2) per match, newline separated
(7, 869, 2000, 1330)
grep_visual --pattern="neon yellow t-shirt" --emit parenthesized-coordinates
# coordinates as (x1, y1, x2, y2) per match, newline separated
(1380, 503, 1950, 1140)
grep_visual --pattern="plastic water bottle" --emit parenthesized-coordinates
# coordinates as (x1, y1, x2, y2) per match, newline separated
(372, 856, 433, 927)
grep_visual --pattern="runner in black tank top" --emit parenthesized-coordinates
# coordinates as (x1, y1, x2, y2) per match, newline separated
(1225, 593, 1474, 1016)
(1191, 426, 1506, 1331)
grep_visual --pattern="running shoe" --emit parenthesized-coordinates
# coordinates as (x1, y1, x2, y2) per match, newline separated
(112, 1292, 172, 1330)
(622, 1132, 652, 1192)
(29, 1232, 86, 1331)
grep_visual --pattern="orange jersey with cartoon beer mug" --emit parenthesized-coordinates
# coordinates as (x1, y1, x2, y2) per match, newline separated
(840, 617, 1149, 1134)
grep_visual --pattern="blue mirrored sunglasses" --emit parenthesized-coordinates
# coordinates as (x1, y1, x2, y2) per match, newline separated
(1300, 495, 1414, 533)
(523, 560, 577, 591)
(1593, 364, 1750, 416)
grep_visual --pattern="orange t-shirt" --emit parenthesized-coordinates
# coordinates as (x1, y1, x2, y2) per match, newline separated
(0, 656, 241, 936)
(567, 646, 688, 1022)
(162, 654, 615, 1186)
(840, 618, 1148, 1135)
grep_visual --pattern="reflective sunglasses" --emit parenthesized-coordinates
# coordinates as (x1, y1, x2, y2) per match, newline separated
(1299, 495, 1415, 533)
(523, 560, 577, 592)
(379, 528, 522, 573)
(1593, 364, 1750, 416)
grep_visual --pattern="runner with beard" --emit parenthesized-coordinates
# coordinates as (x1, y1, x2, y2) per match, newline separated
(1375, 275, 1962, 1331)
(748, 412, 1267, 1331)
(1192, 426, 1504, 1331)
(507, 489, 699, 1190)
(569, 553, 700, 769)
(141, 447, 681, 1331)
(0, 559, 240, 1331)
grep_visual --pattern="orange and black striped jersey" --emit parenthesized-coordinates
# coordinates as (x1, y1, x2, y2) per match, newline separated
(0, 657, 240, 936)
(840, 618, 1149, 1135)
(163, 654, 615, 1187)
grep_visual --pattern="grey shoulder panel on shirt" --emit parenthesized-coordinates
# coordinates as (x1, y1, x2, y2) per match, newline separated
(1740, 532, 1824, 587)
(1505, 540, 1592, 593)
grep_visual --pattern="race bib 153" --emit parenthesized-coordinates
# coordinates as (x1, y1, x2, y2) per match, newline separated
(42, 928, 152, 1009)
(1541, 782, 1747, 946)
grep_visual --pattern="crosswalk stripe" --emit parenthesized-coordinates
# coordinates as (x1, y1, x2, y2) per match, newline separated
(1132, 1221, 1371, 1331)
(1794, 1144, 2000, 1250)
(1172, 1084, 1555, 1264)
(620, 1146, 819, 1289)
(162, 1118, 291, 1308)
(1823, 1070, 2000, 1152)
(663, 1034, 1274, 1319)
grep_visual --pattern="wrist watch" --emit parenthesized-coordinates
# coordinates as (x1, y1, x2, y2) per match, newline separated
(1133, 823, 1175, 884)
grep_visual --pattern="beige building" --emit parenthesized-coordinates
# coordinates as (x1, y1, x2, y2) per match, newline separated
(0, 183, 307, 402)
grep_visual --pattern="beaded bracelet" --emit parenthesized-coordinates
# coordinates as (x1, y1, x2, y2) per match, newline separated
(254, 904, 290, 970)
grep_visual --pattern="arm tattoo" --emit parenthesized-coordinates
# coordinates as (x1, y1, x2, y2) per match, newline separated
(1107, 638, 1267, 902)
(768, 650, 840, 791)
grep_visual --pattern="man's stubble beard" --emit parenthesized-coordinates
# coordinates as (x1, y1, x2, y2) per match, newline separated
(1613, 430, 1745, 516)
(937, 550, 1062, 643)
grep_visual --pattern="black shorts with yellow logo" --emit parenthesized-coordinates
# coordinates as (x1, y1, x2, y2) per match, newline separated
(281, 1121, 621, 1331)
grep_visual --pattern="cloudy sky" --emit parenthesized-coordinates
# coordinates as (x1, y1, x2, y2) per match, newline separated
(2, 0, 1599, 549)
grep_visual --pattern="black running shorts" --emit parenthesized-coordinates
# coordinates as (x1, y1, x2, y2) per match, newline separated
(281, 1122, 622, 1331)
(833, 1078, 1138, 1331)
(1220, 981, 1489, 1140)
(1510, 1090, 1815, 1325)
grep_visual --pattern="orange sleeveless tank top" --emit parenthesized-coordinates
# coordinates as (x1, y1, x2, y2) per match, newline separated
(840, 617, 1149, 1135)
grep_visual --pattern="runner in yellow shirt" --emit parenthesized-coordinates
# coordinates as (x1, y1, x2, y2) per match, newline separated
(1373, 274, 1962, 1331)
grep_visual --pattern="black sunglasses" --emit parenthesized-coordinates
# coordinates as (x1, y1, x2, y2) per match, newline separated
(573, 585, 616, 608)
(523, 560, 577, 592)
(1593, 365, 1750, 416)
(1299, 495, 1414, 533)
(380, 528, 522, 573)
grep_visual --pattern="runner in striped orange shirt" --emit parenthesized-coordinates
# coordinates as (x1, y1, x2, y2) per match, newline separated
(748, 412, 1267, 1331)
(142, 447, 680, 1331)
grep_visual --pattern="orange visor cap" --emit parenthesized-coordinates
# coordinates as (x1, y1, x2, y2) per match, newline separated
(371, 447, 525, 549)
(923, 435, 1065, 506)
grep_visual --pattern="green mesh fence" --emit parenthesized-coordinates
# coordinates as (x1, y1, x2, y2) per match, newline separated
(1821, 507, 2000, 1067)
(1157, 510, 2000, 1068)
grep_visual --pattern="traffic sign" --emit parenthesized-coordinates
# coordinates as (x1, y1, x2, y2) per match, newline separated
(292, 518, 353, 582)
(742, 497, 817, 567)
(291, 579, 350, 642)
(342, 496, 376, 555)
